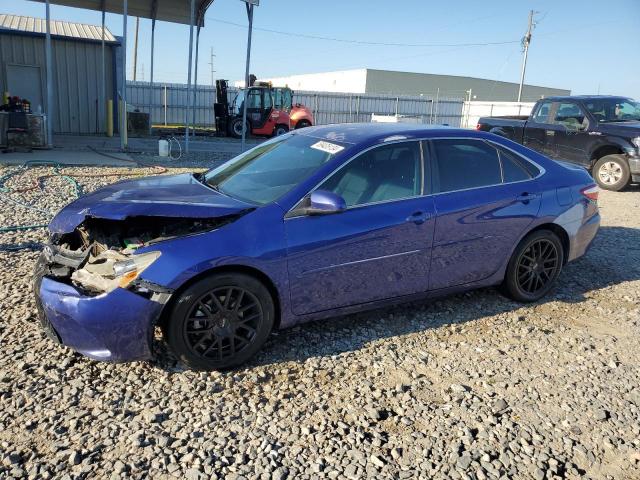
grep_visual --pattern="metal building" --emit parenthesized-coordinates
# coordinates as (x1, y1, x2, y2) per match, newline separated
(259, 68, 571, 102)
(0, 14, 119, 135)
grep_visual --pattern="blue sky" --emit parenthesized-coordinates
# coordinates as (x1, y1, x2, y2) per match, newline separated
(6, 0, 640, 97)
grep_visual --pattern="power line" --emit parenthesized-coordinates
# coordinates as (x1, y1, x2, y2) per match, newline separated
(205, 16, 520, 48)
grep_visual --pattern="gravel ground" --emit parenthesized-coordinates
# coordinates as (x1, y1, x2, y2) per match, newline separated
(1, 165, 639, 480)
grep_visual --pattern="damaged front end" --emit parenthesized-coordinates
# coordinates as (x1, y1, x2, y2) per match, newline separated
(42, 215, 232, 297)
(33, 215, 241, 362)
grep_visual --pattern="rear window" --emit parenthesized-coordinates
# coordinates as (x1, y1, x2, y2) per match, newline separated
(432, 139, 502, 192)
(500, 150, 531, 183)
(532, 102, 551, 123)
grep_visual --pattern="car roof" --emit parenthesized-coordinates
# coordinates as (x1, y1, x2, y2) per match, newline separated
(540, 95, 633, 102)
(295, 122, 468, 145)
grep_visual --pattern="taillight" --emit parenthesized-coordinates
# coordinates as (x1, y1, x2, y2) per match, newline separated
(580, 184, 599, 202)
(476, 123, 483, 130)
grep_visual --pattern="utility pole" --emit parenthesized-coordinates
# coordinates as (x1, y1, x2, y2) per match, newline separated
(133, 17, 140, 81)
(517, 10, 537, 102)
(209, 47, 216, 87)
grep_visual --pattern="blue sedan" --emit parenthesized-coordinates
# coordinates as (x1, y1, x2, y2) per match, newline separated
(34, 124, 600, 369)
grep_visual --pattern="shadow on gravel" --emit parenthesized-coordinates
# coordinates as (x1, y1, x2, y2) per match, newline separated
(152, 225, 640, 372)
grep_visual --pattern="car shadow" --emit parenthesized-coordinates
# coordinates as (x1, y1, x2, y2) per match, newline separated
(151, 225, 640, 372)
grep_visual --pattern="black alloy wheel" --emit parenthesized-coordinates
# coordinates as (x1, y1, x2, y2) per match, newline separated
(503, 230, 563, 302)
(164, 273, 274, 370)
(516, 238, 560, 295)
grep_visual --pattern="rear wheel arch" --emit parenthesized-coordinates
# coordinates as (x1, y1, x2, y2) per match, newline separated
(524, 223, 570, 265)
(157, 265, 282, 331)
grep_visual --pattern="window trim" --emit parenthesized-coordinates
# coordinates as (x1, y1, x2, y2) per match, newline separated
(285, 136, 546, 218)
(551, 101, 589, 130)
(285, 139, 427, 218)
(427, 137, 545, 196)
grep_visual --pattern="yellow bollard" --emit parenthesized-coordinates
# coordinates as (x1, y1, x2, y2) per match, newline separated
(106, 100, 113, 137)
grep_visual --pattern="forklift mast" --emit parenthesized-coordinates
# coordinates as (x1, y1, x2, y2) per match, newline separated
(214, 79, 230, 136)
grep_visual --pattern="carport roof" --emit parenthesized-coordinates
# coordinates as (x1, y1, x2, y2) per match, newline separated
(0, 14, 117, 41)
(28, 0, 215, 26)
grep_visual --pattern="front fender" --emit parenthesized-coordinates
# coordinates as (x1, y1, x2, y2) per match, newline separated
(136, 203, 290, 313)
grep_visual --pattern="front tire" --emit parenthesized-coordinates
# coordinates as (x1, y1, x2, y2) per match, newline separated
(502, 230, 563, 302)
(163, 273, 274, 370)
(593, 154, 630, 191)
(229, 118, 249, 139)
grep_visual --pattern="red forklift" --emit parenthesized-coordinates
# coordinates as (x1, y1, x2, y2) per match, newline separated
(214, 78, 313, 138)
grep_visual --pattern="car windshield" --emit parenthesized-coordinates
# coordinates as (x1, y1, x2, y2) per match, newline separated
(583, 98, 640, 122)
(204, 134, 344, 205)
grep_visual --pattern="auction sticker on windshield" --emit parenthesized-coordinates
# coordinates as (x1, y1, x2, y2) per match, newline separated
(310, 141, 345, 155)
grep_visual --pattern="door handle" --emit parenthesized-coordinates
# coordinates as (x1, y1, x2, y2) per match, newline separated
(516, 193, 538, 204)
(545, 130, 555, 136)
(407, 211, 430, 225)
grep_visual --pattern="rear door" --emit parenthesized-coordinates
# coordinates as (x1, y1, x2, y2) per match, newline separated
(550, 101, 591, 166)
(285, 140, 436, 315)
(523, 100, 555, 158)
(428, 138, 541, 290)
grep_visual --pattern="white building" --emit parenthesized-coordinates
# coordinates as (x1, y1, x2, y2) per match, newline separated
(236, 68, 570, 103)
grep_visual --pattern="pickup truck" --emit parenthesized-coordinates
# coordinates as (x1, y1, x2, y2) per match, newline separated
(477, 95, 640, 191)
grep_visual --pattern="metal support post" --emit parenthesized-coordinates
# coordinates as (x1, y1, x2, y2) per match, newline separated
(192, 25, 201, 137)
(101, 1, 106, 135)
(241, 2, 254, 152)
(44, 0, 53, 146)
(185, 0, 195, 153)
(121, 0, 128, 149)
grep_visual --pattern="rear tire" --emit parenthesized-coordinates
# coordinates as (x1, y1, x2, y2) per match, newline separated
(296, 120, 311, 129)
(593, 154, 630, 191)
(163, 273, 274, 370)
(273, 124, 289, 137)
(502, 230, 563, 303)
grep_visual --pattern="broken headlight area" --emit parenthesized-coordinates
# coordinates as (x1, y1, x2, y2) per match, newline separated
(42, 216, 231, 296)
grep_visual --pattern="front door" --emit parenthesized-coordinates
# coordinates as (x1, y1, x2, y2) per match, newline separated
(245, 88, 272, 129)
(285, 141, 435, 315)
(428, 139, 541, 290)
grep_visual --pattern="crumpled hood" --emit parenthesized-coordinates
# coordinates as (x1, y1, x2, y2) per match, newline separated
(49, 173, 254, 233)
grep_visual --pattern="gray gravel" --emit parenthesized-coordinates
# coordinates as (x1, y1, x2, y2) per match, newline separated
(1, 165, 640, 480)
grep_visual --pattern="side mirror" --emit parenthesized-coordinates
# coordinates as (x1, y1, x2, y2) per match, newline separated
(307, 190, 346, 215)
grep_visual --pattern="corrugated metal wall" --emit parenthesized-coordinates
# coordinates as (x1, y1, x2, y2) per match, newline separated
(126, 81, 216, 127)
(0, 32, 114, 134)
(126, 82, 465, 128)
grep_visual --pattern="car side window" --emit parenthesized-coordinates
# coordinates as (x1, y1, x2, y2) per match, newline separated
(553, 102, 587, 130)
(432, 139, 502, 193)
(318, 142, 422, 207)
(532, 101, 551, 124)
(498, 148, 533, 182)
